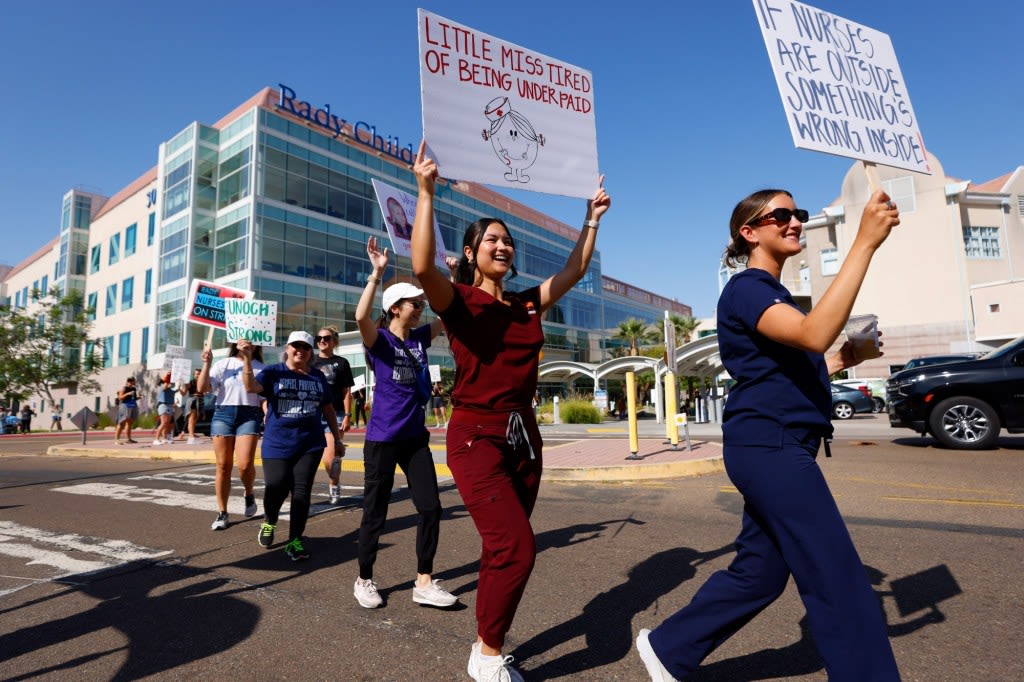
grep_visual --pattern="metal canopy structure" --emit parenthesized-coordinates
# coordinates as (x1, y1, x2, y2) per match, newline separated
(537, 334, 724, 423)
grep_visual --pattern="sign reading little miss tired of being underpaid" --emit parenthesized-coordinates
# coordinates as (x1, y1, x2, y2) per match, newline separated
(751, 0, 930, 174)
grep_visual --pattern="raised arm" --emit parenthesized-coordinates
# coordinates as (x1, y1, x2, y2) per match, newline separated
(756, 190, 900, 354)
(538, 176, 611, 312)
(410, 140, 456, 313)
(355, 236, 389, 349)
(196, 347, 213, 393)
(236, 341, 264, 394)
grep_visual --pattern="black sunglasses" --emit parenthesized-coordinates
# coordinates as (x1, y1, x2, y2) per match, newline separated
(315, 335, 334, 343)
(747, 207, 809, 226)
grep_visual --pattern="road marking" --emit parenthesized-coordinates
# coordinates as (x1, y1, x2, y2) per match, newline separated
(882, 495, 1024, 509)
(0, 520, 171, 596)
(845, 476, 1011, 496)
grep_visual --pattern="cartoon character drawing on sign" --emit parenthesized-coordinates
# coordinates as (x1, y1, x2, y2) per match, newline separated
(481, 96, 545, 184)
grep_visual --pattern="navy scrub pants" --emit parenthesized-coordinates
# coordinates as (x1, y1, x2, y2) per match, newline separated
(649, 432, 900, 681)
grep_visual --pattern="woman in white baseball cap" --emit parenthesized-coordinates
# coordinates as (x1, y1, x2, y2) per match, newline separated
(238, 331, 344, 562)
(350, 235, 459, 611)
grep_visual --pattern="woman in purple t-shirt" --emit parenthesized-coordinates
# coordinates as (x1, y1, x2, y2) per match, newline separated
(349, 235, 458, 611)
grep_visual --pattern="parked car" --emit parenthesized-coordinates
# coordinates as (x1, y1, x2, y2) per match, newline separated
(834, 377, 887, 413)
(892, 353, 981, 373)
(886, 336, 1024, 449)
(830, 382, 875, 420)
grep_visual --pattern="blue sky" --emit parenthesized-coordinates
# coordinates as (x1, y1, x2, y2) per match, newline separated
(1, 0, 1019, 318)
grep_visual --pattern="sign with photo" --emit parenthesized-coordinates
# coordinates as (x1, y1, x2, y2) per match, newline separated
(371, 179, 449, 269)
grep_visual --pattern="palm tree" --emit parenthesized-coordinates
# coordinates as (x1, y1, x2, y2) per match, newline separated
(614, 318, 656, 357)
(668, 313, 701, 345)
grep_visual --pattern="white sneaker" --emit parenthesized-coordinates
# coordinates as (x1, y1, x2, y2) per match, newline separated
(468, 641, 524, 682)
(152, 439, 163, 446)
(187, 437, 197, 445)
(354, 578, 383, 608)
(636, 629, 678, 681)
(413, 578, 458, 607)
(329, 485, 341, 505)
(210, 511, 229, 531)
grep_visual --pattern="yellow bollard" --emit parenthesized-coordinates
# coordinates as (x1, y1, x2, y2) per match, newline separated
(625, 371, 640, 459)
(664, 371, 679, 448)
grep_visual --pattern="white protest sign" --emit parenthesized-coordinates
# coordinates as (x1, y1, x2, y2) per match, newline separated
(224, 299, 278, 346)
(170, 358, 193, 387)
(429, 364, 442, 383)
(162, 344, 185, 370)
(371, 179, 449, 269)
(418, 9, 599, 198)
(752, 0, 930, 174)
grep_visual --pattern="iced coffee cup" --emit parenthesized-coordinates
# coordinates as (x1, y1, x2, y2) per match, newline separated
(845, 314, 880, 361)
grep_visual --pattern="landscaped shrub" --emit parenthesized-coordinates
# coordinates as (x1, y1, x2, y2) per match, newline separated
(559, 399, 602, 424)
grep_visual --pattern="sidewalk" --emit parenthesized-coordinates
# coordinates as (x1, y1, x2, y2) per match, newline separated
(43, 414, 895, 482)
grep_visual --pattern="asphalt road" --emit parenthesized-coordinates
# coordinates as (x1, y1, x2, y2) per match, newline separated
(1, 433, 1022, 681)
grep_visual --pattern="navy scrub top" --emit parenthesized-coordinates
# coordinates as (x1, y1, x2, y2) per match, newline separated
(718, 268, 832, 446)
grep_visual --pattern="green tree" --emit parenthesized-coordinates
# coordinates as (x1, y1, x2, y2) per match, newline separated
(667, 313, 701, 345)
(0, 288, 102, 409)
(614, 318, 657, 357)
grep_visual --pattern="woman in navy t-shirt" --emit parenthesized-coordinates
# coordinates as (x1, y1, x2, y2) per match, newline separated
(637, 189, 903, 681)
(239, 332, 343, 562)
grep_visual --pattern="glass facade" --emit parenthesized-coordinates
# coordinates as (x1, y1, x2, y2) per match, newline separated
(143, 92, 688, 367)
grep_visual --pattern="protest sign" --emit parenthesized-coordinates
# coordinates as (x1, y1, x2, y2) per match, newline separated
(162, 344, 185, 370)
(429, 364, 442, 383)
(183, 279, 253, 329)
(752, 0, 929, 174)
(170, 358, 192, 387)
(371, 179, 449, 268)
(418, 9, 599, 198)
(224, 298, 278, 346)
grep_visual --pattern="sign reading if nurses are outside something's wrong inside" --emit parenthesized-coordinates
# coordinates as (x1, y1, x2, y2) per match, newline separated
(751, 0, 930, 174)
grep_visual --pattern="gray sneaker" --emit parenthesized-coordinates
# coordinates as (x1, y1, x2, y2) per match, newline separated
(413, 579, 458, 607)
(210, 511, 228, 531)
(354, 577, 383, 608)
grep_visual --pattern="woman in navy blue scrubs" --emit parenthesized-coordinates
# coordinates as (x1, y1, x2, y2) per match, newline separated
(637, 189, 902, 681)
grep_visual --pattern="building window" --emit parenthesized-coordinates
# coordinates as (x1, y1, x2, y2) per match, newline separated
(102, 336, 114, 369)
(118, 332, 131, 366)
(141, 327, 149, 364)
(882, 176, 916, 213)
(105, 283, 117, 316)
(108, 233, 121, 265)
(87, 292, 97, 321)
(121, 277, 134, 310)
(90, 245, 101, 273)
(963, 225, 1000, 258)
(32, 280, 40, 300)
(40, 275, 48, 296)
(125, 223, 137, 256)
(989, 303, 1000, 313)
(820, 248, 840, 276)
(148, 212, 156, 246)
(144, 269, 153, 304)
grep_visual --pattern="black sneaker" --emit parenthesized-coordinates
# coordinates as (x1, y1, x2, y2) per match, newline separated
(243, 494, 257, 517)
(284, 537, 309, 561)
(258, 522, 276, 548)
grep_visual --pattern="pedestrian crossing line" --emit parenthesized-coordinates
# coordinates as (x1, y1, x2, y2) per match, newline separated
(0, 520, 171, 596)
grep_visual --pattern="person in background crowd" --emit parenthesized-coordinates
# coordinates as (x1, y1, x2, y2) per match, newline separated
(50, 405, 63, 432)
(313, 325, 354, 505)
(19, 404, 36, 434)
(153, 373, 176, 445)
(198, 342, 264, 531)
(352, 387, 368, 427)
(410, 140, 611, 682)
(178, 368, 203, 444)
(430, 382, 447, 428)
(241, 332, 342, 561)
(635, 189, 901, 681)
(350, 236, 458, 611)
(114, 377, 139, 444)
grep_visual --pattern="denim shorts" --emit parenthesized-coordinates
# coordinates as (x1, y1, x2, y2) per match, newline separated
(211, 405, 263, 437)
(157, 403, 173, 417)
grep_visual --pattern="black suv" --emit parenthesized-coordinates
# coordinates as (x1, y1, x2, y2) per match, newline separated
(886, 336, 1024, 449)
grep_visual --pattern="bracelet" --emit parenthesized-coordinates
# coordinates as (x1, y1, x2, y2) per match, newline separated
(583, 219, 600, 229)
(367, 274, 381, 285)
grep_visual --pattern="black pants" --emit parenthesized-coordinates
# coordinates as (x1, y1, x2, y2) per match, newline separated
(262, 449, 322, 542)
(358, 433, 441, 579)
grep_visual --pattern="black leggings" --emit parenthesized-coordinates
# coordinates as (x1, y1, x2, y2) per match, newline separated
(262, 449, 322, 542)
(357, 433, 441, 579)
